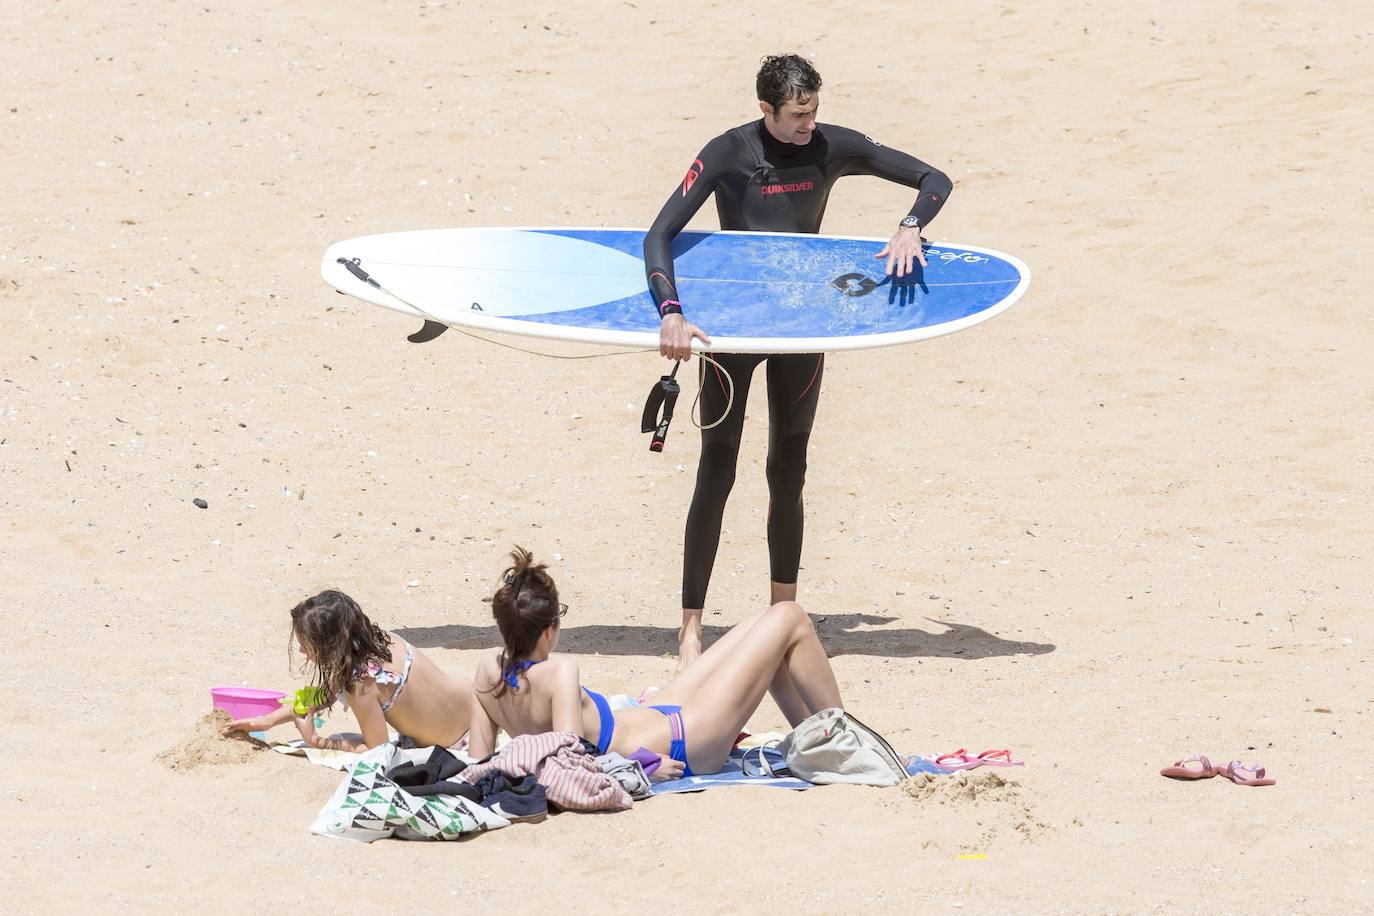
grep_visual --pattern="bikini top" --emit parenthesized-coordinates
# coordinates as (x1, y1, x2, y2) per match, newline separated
(341, 638, 413, 713)
(502, 658, 541, 690)
(500, 657, 615, 755)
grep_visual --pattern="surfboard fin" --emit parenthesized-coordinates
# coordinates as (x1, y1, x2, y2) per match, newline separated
(407, 320, 450, 344)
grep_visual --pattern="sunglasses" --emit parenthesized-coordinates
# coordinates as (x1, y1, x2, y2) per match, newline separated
(558, 603, 568, 618)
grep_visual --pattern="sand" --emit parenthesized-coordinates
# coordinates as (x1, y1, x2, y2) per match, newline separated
(4, 0, 1372, 911)
(157, 710, 263, 771)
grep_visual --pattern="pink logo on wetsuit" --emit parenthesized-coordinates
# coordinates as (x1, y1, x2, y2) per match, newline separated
(761, 180, 815, 195)
(682, 159, 703, 197)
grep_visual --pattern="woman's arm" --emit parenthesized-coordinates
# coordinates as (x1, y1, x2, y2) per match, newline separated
(550, 658, 584, 735)
(348, 684, 393, 749)
(297, 682, 388, 752)
(467, 688, 499, 759)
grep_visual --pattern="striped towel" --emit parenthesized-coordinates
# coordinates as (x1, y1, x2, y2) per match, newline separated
(460, 732, 632, 813)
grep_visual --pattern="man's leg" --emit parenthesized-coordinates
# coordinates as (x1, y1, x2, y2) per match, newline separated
(770, 580, 798, 604)
(764, 353, 825, 606)
(679, 353, 762, 668)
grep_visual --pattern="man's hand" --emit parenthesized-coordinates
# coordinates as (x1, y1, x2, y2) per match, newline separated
(659, 313, 711, 361)
(875, 225, 927, 278)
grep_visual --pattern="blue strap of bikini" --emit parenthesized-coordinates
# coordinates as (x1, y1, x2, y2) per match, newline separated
(502, 658, 538, 689)
(583, 687, 615, 755)
(649, 704, 694, 777)
(503, 661, 614, 755)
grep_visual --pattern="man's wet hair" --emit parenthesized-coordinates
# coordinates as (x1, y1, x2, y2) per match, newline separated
(756, 53, 822, 112)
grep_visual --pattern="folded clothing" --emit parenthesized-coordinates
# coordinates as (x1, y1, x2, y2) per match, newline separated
(385, 746, 471, 797)
(597, 752, 652, 800)
(460, 731, 632, 813)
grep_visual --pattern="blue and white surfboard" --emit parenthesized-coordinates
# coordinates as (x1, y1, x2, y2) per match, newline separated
(321, 227, 1028, 354)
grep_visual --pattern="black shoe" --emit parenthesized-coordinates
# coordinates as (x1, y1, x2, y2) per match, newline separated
(475, 773, 548, 824)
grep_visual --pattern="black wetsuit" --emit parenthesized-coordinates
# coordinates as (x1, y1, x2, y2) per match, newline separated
(644, 119, 952, 609)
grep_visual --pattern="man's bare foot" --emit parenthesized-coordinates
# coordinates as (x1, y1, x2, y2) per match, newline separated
(676, 622, 703, 672)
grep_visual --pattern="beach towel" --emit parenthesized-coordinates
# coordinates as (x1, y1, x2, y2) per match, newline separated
(310, 743, 508, 842)
(264, 738, 364, 771)
(649, 749, 943, 796)
(257, 730, 476, 771)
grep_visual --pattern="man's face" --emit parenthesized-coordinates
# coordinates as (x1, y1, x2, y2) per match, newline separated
(760, 92, 819, 145)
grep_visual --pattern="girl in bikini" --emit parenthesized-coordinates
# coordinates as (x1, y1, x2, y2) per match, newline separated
(221, 590, 473, 751)
(467, 547, 847, 777)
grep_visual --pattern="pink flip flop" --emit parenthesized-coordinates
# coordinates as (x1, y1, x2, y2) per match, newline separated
(933, 748, 981, 771)
(972, 749, 1025, 767)
(1160, 754, 1216, 780)
(933, 748, 1025, 771)
(1219, 760, 1276, 787)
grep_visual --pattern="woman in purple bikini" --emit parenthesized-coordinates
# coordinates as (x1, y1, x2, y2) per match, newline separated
(467, 547, 851, 777)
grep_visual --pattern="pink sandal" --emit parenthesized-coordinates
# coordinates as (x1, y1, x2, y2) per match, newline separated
(972, 749, 1024, 767)
(933, 748, 1026, 771)
(933, 748, 980, 771)
(1219, 760, 1276, 787)
(1160, 754, 1216, 780)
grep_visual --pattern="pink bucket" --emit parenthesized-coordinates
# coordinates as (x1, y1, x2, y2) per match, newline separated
(210, 686, 286, 720)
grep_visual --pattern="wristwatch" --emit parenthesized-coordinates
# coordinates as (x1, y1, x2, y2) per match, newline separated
(899, 215, 921, 230)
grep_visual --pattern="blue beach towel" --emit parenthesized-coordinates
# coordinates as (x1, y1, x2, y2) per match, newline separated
(649, 748, 943, 796)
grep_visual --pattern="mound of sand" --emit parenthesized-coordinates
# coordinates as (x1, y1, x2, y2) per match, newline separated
(158, 710, 264, 772)
(904, 769, 1023, 803)
(902, 770, 1049, 848)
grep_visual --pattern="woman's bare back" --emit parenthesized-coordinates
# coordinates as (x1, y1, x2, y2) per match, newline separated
(373, 635, 473, 746)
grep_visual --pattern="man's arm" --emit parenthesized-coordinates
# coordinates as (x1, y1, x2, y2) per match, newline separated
(644, 133, 738, 359)
(827, 124, 953, 227)
(827, 125, 953, 278)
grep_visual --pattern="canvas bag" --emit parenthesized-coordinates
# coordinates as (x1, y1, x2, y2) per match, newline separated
(742, 707, 908, 787)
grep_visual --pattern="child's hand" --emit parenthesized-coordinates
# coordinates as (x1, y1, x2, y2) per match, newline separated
(221, 703, 291, 736)
(221, 715, 272, 736)
(292, 712, 321, 746)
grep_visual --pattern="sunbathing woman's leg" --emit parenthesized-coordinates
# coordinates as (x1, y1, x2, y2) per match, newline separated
(652, 602, 810, 724)
(662, 601, 842, 774)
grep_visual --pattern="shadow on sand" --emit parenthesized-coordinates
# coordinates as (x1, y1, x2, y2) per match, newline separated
(398, 611, 1054, 661)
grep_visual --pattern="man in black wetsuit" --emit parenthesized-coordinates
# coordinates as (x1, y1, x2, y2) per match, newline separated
(644, 54, 953, 667)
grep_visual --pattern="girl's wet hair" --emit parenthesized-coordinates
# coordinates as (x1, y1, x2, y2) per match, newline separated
(756, 53, 822, 112)
(489, 546, 561, 697)
(289, 590, 392, 706)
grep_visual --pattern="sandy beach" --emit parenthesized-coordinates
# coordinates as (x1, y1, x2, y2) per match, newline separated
(4, 0, 1372, 910)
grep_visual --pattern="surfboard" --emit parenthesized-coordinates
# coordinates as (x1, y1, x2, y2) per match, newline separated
(320, 227, 1028, 354)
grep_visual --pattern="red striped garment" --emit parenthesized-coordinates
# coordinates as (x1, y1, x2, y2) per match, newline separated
(461, 731, 632, 812)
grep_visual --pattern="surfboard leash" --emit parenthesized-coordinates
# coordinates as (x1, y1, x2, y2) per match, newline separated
(335, 257, 734, 450)
(336, 257, 651, 360)
(640, 354, 734, 451)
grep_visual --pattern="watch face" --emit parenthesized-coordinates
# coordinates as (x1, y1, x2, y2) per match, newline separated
(901, 217, 920, 228)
